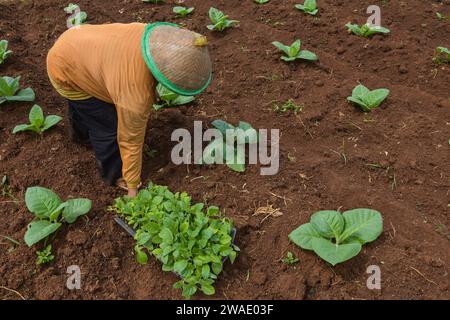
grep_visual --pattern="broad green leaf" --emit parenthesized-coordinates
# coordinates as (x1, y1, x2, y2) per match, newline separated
(49, 202, 69, 221)
(62, 198, 92, 223)
(297, 50, 318, 61)
(25, 187, 63, 219)
(201, 283, 215, 295)
(202, 138, 224, 164)
(12, 124, 34, 134)
(289, 222, 322, 250)
(364, 89, 389, 109)
(310, 210, 345, 239)
(346, 23, 362, 36)
(226, 149, 246, 172)
(24, 220, 62, 247)
(289, 40, 301, 57)
(346, 96, 368, 111)
(159, 227, 174, 244)
(6, 87, 35, 102)
(304, 0, 317, 10)
(182, 284, 197, 299)
(42, 115, 62, 131)
(201, 264, 210, 278)
(172, 95, 195, 106)
(212, 119, 234, 136)
(135, 247, 149, 264)
(352, 84, 370, 101)
(29, 104, 44, 127)
(209, 7, 224, 24)
(339, 208, 383, 244)
(272, 41, 291, 56)
(207, 206, 220, 216)
(173, 259, 188, 274)
(312, 237, 362, 266)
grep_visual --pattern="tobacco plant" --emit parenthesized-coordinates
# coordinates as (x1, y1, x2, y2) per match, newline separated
(64, 3, 87, 25)
(153, 83, 195, 111)
(13, 104, 62, 134)
(111, 183, 239, 299)
(207, 7, 239, 31)
(36, 245, 55, 265)
(289, 209, 383, 266)
(0, 76, 35, 105)
(295, 0, 319, 16)
(173, 6, 194, 17)
(346, 23, 390, 37)
(272, 40, 318, 62)
(433, 47, 450, 64)
(202, 120, 259, 173)
(347, 84, 390, 112)
(0, 40, 12, 65)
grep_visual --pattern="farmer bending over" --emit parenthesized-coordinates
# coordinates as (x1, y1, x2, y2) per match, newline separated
(47, 22, 212, 197)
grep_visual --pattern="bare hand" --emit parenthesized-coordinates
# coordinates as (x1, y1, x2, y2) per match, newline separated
(128, 188, 138, 198)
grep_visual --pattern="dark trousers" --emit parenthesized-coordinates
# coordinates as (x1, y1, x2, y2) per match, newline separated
(68, 97, 122, 185)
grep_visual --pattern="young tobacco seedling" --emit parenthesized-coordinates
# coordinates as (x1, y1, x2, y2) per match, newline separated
(289, 209, 383, 266)
(207, 7, 239, 32)
(0, 76, 35, 105)
(173, 6, 194, 17)
(272, 40, 318, 62)
(0, 40, 12, 65)
(13, 104, 62, 134)
(281, 251, 299, 265)
(153, 83, 195, 111)
(254, 0, 270, 4)
(64, 3, 87, 25)
(436, 12, 450, 21)
(346, 23, 390, 37)
(347, 84, 390, 112)
(36, 244, 55, 265)
(202, 120, 259, 173)
(111, 183, 239, 299)
(433, 47, 450, 64)
(295, 0, 319, 16)
(24, 186, 92, 248)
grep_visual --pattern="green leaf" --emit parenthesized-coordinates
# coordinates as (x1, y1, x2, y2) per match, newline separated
(364, 89, 390, 109)
(226, 149, 246, 172)
(173, 259, 188, 274)
(25, 187, 63, 219)
(297, 50, 318, 61)
(346, 96, 368, 111)
(339, 208, 383, 244)
(207, 206, 220, 216)
(212, 119, 234, 137)
(182, 284, 197, 299)
(12, 124, 34, 134)
(62, 198, 92, 223)
(352, 84, 370, 100)
(201, 283, 215, 295)
(172, 95, 195, 106)
(310, 210, 345, 239)
(312, 237, 362, 266)
(24, 220, 61, 247)
(42, 115, 62, 131)
(159, 227, 174, 244)
(289, 222, 322, 250)
(201, 264, 210, 278)
(29, 104, 44, 127)
(6, 87, 35, 102)
(135, 247, 149, 264)
(272, 41, 291, 57)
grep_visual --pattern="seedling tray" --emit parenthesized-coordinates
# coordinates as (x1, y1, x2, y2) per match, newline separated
(113, 216, 237, 265)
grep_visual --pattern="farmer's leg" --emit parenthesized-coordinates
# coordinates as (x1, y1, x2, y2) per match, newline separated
(67, 100, 90, 145)
(67, 97, 122, 185)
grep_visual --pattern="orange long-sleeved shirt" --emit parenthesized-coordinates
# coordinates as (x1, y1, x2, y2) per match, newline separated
(47, 23, 156, 189)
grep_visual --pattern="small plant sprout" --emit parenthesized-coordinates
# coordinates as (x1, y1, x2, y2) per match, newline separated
(207, 7, 239, 32)
(289, 209, 383, 266)
(24, 186, 92, 248)
(272, 99, 303, 114)
(433, 47, 450, 64)
(0, 76, 35, 105)
(254, 0, 270, 4)
(295, 0, 319, 16)
(64, 3, 87, 25)
(13, 104, 62, 134)
(272, 40, 318, 62)
(436, 12, 450, 21)
(346, 22, 390, 37)
(36, 245, 55, 265)
(173, 6, 194, 17)
(281, 251, 299, 265)
(202, 120, 259, 173)
(0, 40, 13, 65)
(153, 83, 195, 111)
(347, 84, 390, 112)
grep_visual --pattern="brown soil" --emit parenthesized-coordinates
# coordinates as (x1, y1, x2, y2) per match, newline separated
(1, 0, 449, 300)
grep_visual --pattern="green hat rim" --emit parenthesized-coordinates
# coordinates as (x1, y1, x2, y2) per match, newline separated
(141, 22, 212, 96)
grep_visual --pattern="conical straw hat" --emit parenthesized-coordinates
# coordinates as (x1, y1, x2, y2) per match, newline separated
(141, 22, 212, 96)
